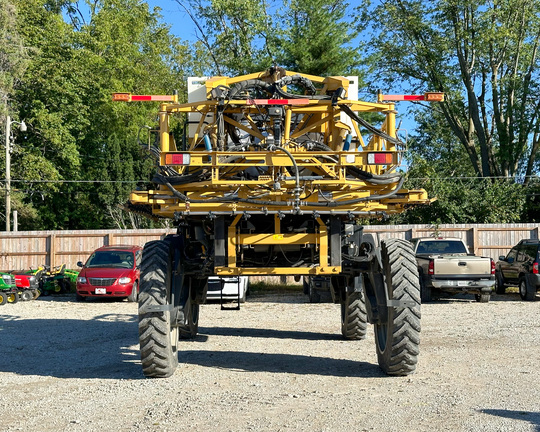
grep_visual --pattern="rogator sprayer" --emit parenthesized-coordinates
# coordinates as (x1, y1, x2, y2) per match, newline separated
(114, 67, 441, 378)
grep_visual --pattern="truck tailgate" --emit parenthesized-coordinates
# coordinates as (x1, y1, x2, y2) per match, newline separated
(434, 257, 491, 276)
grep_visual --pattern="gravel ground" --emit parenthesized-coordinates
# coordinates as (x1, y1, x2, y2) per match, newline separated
(0, 290, 539, 432)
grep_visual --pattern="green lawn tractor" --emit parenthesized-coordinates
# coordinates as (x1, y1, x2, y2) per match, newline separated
(0, 272, 19, 305)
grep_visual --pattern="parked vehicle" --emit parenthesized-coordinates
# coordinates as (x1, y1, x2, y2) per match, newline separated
(12, 270, 41, 301)
(206, 276, 249, 304)
(0, 272, 18, 305)
(76, 245, 142, 302)
(495, 239, 539, 301)
(411, 237, 495, 302)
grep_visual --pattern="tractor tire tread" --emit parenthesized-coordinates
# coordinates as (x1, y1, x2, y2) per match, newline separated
(341, 291, 368, 340)
(138, 240, 178, 378)
(376, 238, 421, 376)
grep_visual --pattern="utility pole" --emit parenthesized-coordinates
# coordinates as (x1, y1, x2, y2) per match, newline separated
(5, 115, 25, 232)
(5, 115, 11, 232)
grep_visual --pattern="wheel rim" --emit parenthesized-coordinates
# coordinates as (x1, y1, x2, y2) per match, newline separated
(7, 293, 16, 303)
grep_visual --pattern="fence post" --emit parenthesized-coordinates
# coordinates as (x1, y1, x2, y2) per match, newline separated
(471, 227, 478, 255)
(49, 233, 56, 268)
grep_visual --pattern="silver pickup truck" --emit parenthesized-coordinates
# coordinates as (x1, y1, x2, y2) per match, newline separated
(411, 238, 495, 303)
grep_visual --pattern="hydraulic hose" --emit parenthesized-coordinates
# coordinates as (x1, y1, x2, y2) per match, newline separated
(339, 104, 404, 147)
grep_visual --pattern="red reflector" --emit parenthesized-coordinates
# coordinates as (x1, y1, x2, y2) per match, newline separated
(130, 95, 176, 102)
(367, 153, 394, 164)
(165, 154, 190, 165)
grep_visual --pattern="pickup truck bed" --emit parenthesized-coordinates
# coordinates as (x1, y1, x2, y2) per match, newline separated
(412, 238, 495, 302)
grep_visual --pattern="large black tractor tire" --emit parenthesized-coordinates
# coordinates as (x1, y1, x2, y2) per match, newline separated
(138, 240, 179, 378)
(0, 292, 7, 305)
(374, 239, 421, 376)
(341, 291, 368, 340)
(495, 271, 506, 295)
(519, 277, 536, 301)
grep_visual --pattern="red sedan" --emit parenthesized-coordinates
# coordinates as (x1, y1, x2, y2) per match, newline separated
(76, 245, 142, 302)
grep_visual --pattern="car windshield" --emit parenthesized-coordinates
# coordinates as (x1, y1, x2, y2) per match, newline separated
(416, 241, 468, 254)
(85, 251, 134, 268)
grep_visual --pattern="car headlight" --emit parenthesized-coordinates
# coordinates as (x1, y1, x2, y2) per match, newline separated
(77, 277, 87, 284)
(29, 276, 36, 282)
(118, 277, 131, 284)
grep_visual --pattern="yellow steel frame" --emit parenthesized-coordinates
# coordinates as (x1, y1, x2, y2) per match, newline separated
(126, 70, 432, 276)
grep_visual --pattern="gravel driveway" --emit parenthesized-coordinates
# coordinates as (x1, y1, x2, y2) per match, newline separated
(0, 290, 538, 432)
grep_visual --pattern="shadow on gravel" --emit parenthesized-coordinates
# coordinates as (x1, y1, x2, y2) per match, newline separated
(181, 349, 386, 378)
(0, 314, 142, 380)
(199, 326, 341, 341)
(481, 409, 540, 431)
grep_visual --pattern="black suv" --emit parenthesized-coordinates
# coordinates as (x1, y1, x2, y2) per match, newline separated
(495, 239, 539, 301)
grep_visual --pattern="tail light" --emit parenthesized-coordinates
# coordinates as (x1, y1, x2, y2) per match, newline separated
(534, 262, 539, 274)
(428, 260, 434, 275)
(491, 259, 496, 275)
(367, 152, 394, 165)
(165, 153, 191, 165)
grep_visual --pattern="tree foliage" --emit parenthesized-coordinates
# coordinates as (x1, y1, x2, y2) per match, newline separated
(7, 0, 196, 229)
(2, 0, 538, 230)
(368, 0, 540, 183)
(182, 0, 363, 76)
(0, 0, 29, 112)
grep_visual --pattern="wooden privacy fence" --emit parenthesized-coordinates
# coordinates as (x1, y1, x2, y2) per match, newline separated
(0, 224, 538, 272)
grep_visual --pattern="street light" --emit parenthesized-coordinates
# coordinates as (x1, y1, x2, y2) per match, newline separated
(5, 115, 26, 232)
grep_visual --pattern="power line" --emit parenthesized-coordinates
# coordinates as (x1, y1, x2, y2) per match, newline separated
(0, 176, 538, 184)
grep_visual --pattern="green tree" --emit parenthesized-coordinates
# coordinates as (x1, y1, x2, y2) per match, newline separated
(9, 0, 198, 229)
(182, 0, 363, 77)
(277, 0, 363, 76)
(368, 0, 540, 183)
(0, 0, 29, 111)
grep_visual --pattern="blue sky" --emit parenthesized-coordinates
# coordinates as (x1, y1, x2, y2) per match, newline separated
(147, 0, 199, 41)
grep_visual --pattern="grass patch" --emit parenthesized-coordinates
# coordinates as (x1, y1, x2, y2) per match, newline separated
(249, 281, 304, 295)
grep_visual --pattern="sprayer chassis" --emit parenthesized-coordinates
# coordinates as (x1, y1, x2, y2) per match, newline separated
(123, 69, 427, 378)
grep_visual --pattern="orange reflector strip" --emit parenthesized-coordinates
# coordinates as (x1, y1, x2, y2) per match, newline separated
(112, 93, 131, 102)
(367, 153, 394, 164)
(165, 153, 191, 165)
(424, 92, 445, 102)
(249, 98, 310, 105)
